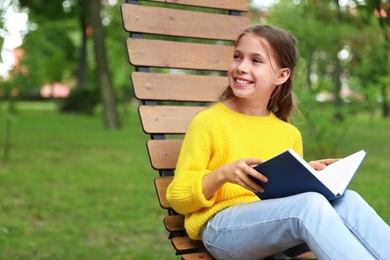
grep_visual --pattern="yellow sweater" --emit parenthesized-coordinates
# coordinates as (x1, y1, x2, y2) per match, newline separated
(166, 102, 303, 240)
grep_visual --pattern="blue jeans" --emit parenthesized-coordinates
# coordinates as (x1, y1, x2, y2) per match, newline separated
(200, 191, 390, 260)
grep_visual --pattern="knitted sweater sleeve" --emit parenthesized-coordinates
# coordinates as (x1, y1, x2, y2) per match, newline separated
(166, 113, 217, 214)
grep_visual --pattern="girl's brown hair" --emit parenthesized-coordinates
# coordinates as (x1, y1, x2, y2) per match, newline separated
(219, 24, 299, 122)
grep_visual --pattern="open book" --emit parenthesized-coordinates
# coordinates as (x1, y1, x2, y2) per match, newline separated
(251, 149, 366, 201)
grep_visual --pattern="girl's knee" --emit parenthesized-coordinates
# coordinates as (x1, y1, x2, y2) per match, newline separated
(296, 192, 334, 215)
(293, 193, 339, 234)
(343, 190, 362, 201)
(298, 192, 329, 206)
(332, 190, 369, 212)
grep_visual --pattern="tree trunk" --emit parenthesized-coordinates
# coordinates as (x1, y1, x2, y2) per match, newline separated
(332, 0, 343, 121)
(374, 0, 390, 118)
(86, 0, 121, 129)
(3, 90, 15, 162)
(382, 85, 389, 118)
(332, 55, 343, 121)
(76, 6, 88, 87)
(380, 26, 389, 118)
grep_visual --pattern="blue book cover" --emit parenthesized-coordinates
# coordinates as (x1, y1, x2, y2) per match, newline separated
(252, 149, 366, 201)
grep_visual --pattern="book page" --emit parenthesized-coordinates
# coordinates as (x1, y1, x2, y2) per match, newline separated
(313, 150, 366, 195)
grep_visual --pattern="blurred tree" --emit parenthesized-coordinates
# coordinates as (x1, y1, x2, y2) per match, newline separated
(84, 0, 121, 129)
(16, 0, 122, 129)
(75, 0, 88, 88)
(270, 0, 358, 110)
(18, 21, 77, 87)
(1, 0, 26, 161)
(265, 0, 378, 156)
(264, 0, 390, 156)
(353, 0, 390, 118)
(0, 2, 7, 63)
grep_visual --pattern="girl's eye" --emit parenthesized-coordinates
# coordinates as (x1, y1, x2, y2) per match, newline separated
(253, 58, 263, 63)
(233, 54, 241, 60)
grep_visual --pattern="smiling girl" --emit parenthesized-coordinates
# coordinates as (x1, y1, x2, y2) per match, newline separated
(167, 25, 390, 259)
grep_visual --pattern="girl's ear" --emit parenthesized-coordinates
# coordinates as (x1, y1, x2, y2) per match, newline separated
(275, 68, 290, 85)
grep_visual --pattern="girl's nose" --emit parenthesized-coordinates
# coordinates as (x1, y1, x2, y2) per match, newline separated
(237, 60, 249, 74)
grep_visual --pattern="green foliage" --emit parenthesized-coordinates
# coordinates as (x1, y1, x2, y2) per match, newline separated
(19, 0, 79, 22)
(263, 0, 389, 156)
(18, 21, 77, 88)
(295, 98, 359, 157)
(0, 6, 6, 63)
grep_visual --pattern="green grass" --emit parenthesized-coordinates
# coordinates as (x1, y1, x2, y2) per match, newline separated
(0, 102, 175, 259)
(0, 102, 389, 259)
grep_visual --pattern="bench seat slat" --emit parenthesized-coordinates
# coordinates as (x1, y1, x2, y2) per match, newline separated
(181, 252, 215, 260)
(164, 215, 185, 232)
(172, 236, 206, 252)
(155, 176, 173, 209)
(122, 4, 249, 41)
(139, 105, 206, 134)
(132, 72, 227, 102)
(147, 140, 183, 170)
(127, 38, 233, 71)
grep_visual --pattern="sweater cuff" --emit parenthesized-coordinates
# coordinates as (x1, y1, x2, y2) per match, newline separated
(192, 171, 217, 208)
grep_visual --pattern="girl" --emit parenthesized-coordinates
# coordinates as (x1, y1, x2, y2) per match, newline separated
(166, 24, 390, 260)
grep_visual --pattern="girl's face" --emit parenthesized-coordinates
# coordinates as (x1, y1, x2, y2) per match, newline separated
(228, 33, 289, 104)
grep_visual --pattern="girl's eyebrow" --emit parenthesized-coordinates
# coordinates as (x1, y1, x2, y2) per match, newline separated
(234, 48, 267, 60)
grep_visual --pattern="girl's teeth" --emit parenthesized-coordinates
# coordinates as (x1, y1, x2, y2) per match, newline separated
(236, 79, 250, 84)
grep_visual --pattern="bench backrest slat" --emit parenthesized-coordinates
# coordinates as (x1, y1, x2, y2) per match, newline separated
(122, 4, 249, 40)
(126, 38, 234, 71)
(132, 72, 227, 102)
(145, 0, 248, 11)
(165, 0, 248, 11)
(139, 105, 206, 134)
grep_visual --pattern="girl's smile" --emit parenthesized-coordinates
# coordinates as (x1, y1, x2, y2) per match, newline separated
(234, 77, 254, 87)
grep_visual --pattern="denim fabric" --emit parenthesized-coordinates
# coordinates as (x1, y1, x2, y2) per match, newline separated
(200, 191, 390, 260)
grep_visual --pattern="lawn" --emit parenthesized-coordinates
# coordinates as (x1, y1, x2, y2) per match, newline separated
(0, 101, 389, 259)
(0, 102, 174, 259)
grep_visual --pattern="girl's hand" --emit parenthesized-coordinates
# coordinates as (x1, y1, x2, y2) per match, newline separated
(308, 158, 340, 170)
(221, 158, 268, 193)
(203, 158, 268, 199)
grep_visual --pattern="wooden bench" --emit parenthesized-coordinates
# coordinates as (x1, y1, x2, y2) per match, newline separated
(121, 1, 316, 259)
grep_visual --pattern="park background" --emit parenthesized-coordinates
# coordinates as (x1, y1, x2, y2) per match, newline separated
(1, 0, 390, 259)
